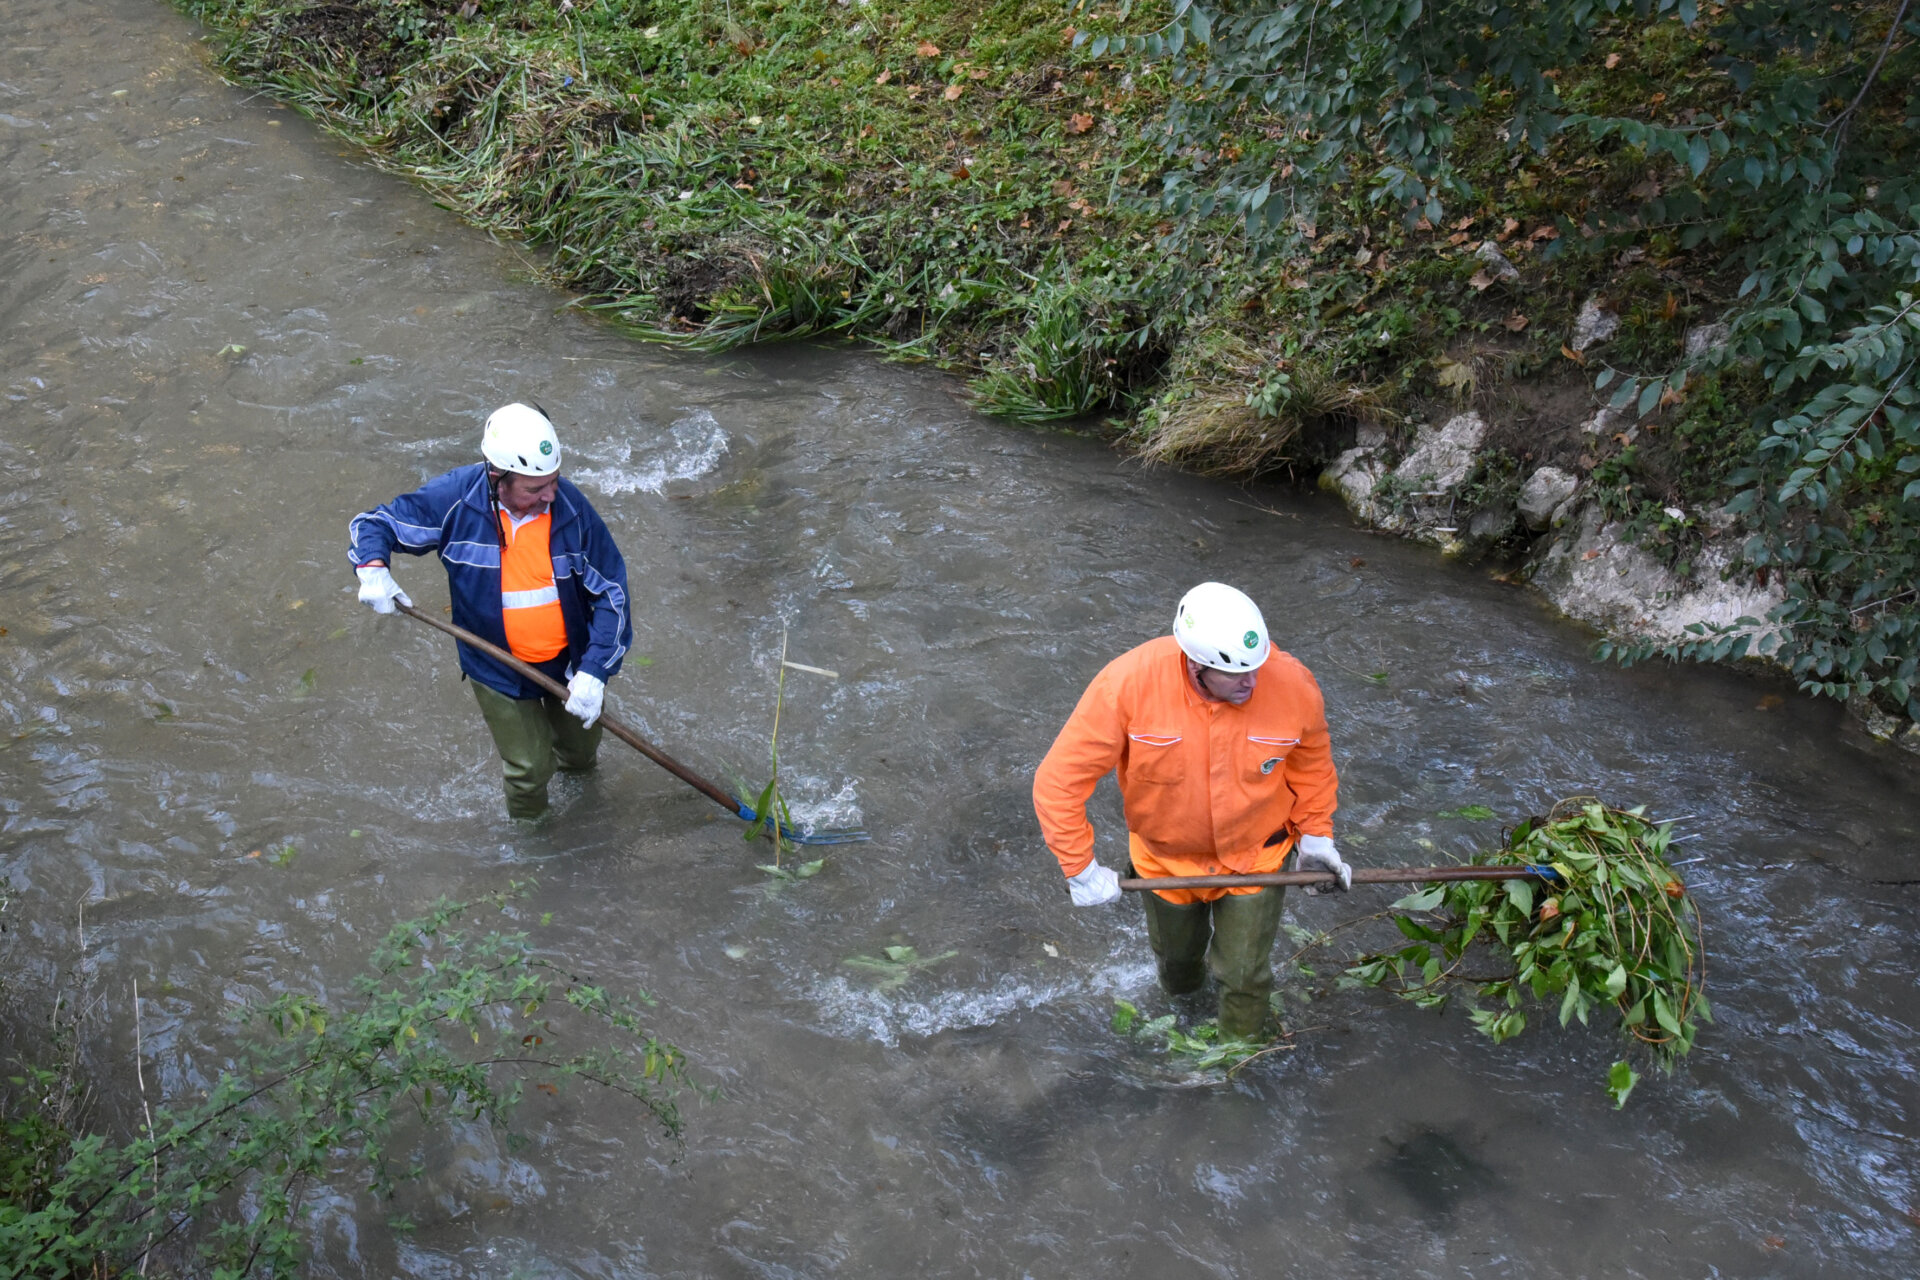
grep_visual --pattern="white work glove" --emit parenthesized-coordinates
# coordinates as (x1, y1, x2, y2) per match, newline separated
(1065, 861, 1122, 907)
(563, 671, 605, 728)
(355, 564, 412, 615)
(1296, 834, 1352, 892)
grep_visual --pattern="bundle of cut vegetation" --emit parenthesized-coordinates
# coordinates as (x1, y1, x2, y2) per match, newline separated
(1341, 800, 1707, 1107)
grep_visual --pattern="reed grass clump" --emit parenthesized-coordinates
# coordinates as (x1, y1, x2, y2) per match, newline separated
(1131, 332, 1385, 476)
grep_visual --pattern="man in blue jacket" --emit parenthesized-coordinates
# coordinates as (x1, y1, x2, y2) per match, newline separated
(348, 403, 633, 820)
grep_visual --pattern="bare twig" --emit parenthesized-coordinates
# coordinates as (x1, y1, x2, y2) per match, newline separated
(133, 979, 159, 1276)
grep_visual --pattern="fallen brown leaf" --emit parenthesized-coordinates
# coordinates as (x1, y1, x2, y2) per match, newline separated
(1581, 549, 1603, 561)
(1659, 385, 1687, 408)
(1561, 343, 1586, 364)
(943, 83, 964, 100)
(1065, 112, 1095, 135)
(874, 70, 892, 85)
(1061, 25, 1076, 41)
(948, 165, 970, 179)
(1757, 694, 1785, 710)
(1468, 269, 1494, 291)
(1058, 218, 1073, 232)
(916, 40, 940, 57)
(1052, 178, 1075, 197)
(1501, 216, 1520, 239)
(1504, 313, 1529, 331)
(1761, 1236, 1786, 1252)
(1415, 216, 1434, 231)
(1605, 51, 1623, 69)
(1448, 231, 1471, 245)
(1454, 215, 1475, 230)
(969, 66, 991, 79)
(1349, 557, 1366, 568)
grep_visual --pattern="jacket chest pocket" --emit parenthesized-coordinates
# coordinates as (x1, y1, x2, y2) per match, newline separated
(1126, 732, 1185, 785)
(1245, 734, 1300, 782)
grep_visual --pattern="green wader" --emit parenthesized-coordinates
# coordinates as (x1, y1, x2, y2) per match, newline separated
(470, 681, 603, 820)
(1138, 880, 1289, 1039)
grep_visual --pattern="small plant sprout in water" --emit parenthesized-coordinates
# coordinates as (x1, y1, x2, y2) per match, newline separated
(743, 626, 839, 875)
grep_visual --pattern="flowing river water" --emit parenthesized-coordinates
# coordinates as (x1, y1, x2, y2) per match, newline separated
(4, 1, 1919, 1275)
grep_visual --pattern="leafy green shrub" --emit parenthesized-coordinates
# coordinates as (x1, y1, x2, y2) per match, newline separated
(0, 892, 697, 1277)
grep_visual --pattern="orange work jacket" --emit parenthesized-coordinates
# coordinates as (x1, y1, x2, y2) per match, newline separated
(498, 511, 570, 664)
(1033, 635, 1339, 903)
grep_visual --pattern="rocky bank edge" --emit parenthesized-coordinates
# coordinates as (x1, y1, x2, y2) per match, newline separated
(1319, 312, 1919, 758)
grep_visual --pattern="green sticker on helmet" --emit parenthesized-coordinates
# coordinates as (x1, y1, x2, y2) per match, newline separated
(1243, 630, 1259, 649)
(539, 440, 553, 455)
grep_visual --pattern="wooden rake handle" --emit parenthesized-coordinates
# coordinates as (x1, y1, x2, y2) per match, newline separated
(394, 602, 744, 816)
(1119, 865, 1562, 891)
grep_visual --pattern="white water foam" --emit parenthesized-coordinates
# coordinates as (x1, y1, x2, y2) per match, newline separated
(809, 958, 1157, 1046)
(571, 409, 729, 495)
(782, 776, 863, 834)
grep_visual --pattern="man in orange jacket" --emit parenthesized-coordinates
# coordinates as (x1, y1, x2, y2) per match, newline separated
(1033, 582, 1350, 1039)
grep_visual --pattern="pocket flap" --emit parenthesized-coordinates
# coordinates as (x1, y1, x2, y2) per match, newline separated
(1248, 735, 1300, 747)
(1128, 733, 1183, 747)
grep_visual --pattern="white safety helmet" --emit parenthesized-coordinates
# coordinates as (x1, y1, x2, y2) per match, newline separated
(481, 402, 561, 477)
(1173, 582, 1272, 673)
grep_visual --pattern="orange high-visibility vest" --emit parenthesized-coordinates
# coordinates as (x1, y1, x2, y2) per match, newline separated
(1032, 636, 1339, 903)
(498, 511, 569, 664)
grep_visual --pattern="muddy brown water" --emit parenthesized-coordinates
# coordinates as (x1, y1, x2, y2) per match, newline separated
(4, 2, 1919, 1275)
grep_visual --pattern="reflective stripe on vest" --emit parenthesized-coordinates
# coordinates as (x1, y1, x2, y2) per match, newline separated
(499, 511, 569, 663)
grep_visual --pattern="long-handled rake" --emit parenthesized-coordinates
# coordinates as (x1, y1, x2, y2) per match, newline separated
(396, 603, 867, 845)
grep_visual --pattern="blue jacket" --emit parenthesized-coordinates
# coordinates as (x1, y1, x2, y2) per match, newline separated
(348, 464, 632, 699)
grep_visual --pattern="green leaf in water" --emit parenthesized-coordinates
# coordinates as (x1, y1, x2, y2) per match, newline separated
(1392, 885, 1447, 911)
(151, 702, 174, 722)
(1111, 999, 1139, 1034)
(292, 668, 317, 698)
(1439, 805, 1496, 820)
(1607, 1059, 1641, 1109)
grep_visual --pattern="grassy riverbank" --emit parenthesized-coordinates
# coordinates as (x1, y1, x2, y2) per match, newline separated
(174, 0, 1919, 732)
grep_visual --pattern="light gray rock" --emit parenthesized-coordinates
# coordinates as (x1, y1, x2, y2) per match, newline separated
(1474, 241, 1520, 282)
(1684, 321, 1732, 360)
(1570, 296, 1620, 353)
(1389, 412, 1488, 492)
(1467, 503, 1516, 544)
(1518, 466, 1579, 531)
(1534, 505, 1785, 647)
(1320, 446, 1387, 523)
(1582, 405, 1627, 436)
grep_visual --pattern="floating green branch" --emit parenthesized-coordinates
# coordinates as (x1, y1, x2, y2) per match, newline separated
(842, 945, 957, 992)
(1110, 999, 1291, 1074)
